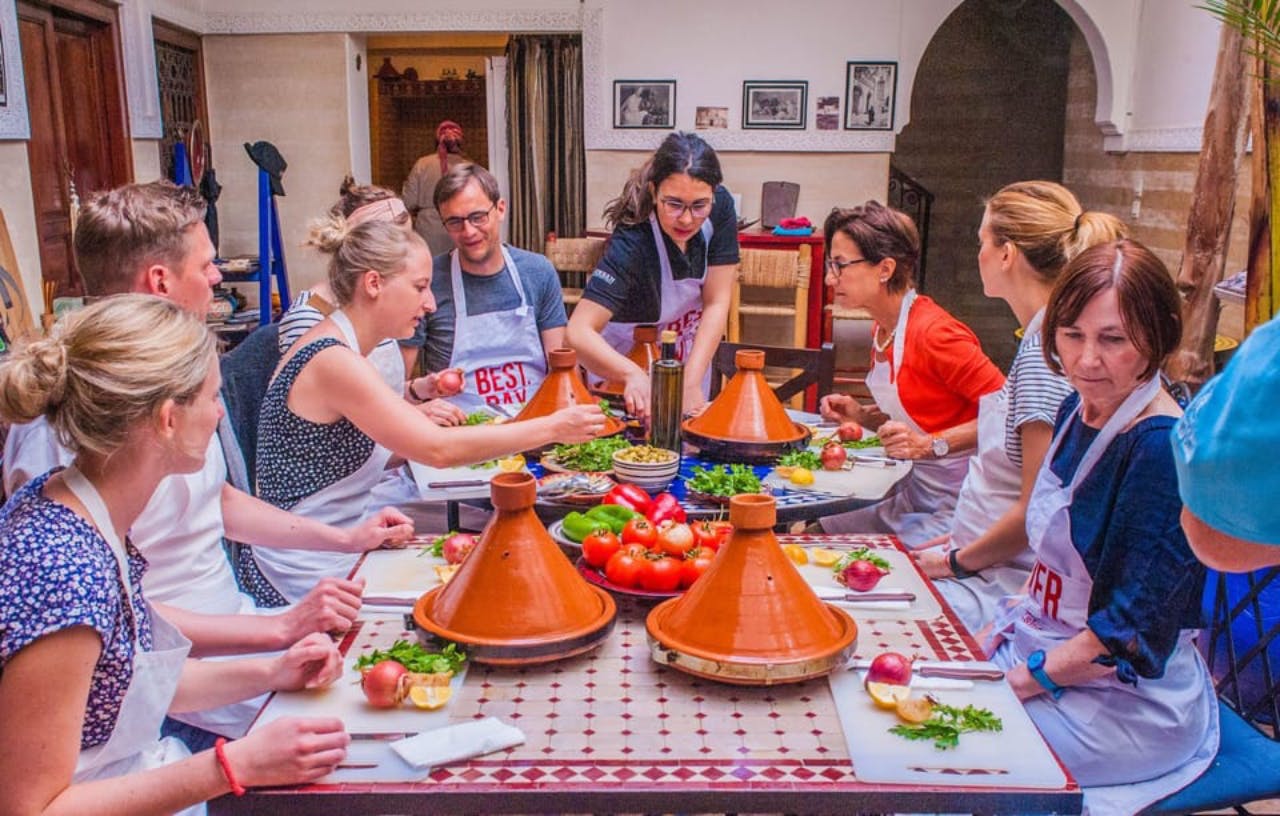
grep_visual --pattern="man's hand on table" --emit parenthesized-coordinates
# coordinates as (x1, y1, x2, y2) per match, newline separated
(278, 576, 364, 643)
(342, 507, 415, 552)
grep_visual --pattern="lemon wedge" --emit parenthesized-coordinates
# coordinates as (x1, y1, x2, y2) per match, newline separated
(498, 456, 525, 473)
(810, 548, 841, 567)
(408, 684, 453, 710)
(774, 465, 796, 478)
(895, 695, 934, 724)
(782, 544, 809, 566)
(789, 467, 815, 486)
(865, 681, 911, 710)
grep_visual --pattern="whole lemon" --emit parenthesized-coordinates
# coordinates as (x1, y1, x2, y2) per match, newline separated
(789, 467, 815, 486)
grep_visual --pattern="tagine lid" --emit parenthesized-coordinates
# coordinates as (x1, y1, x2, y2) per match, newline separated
(681, 349, 807, 444)
(414, 472, 616, 661)
(595, 325, 661, 397)
(646, 493, 856, 676)
(512, 347, 626, 435)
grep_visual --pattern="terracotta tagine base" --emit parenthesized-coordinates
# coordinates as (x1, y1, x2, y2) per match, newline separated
(414, 472, 617, 665)
(646, 494, 856, 686)
(593, 325, 661, 400)
(513, 347, 625, 453)
(681, 349, 810, 463)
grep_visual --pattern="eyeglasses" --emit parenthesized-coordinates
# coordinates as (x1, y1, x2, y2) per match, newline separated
(825, 257, 873, 279)
(442, 203, 497, 233)
(658, 196, 714, 220)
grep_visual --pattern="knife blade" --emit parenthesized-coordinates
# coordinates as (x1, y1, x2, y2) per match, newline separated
(336, 762, 381, 770)
(847, 660, 1005, 680)
(815, 589, 916, 603)
(909, 766, 1009, 775)
(361, 595, 417, 608)
(348, 731, 414, 741)
(426, 479, 489, 489)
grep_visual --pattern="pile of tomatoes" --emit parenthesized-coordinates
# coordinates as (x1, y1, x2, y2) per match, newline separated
(580, 517, 732, 593)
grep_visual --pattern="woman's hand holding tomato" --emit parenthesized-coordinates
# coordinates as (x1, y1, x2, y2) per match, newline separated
(581, 529, 621, 569)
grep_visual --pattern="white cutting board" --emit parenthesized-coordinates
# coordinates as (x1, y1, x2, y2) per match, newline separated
(829, 662, 1068, 789)
(358, 547, 449, 597)
(408, 459, 523, 501)
(763, 445, 912, 500)
(795, 547, 942, 620)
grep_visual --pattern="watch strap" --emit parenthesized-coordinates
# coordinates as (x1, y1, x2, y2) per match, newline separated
(1028, 650, 1065, 700)
(948, 548, 978, 580)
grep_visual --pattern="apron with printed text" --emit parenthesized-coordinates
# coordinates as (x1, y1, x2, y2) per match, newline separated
(252, 311, 395, 602)
(988, 376, 1218, 814)
(822, 290, 970, 546)
(65, 468, 201, 816)
(599, 215, 714, 395)
(448, 246, 548, 407)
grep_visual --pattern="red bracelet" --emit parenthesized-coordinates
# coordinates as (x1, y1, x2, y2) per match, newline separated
(214, 737, 246, 796)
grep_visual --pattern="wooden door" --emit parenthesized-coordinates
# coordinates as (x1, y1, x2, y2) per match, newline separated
(18, 1, 131, 298)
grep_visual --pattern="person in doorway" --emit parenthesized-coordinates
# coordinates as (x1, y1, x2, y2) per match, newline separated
(619, 88, 651, 127)
(985, 239, 1217, 814)
(416, 162, 569, 409)
(403, 120, 471, 257)
(566, 132, 739, 418)
(0, 295, 349, 816)
(2, 181, 408, 749)
(1173, 313, 1280, 572)
(913, 181, 1126, 630)
(816, 201, 1004, 546)
(245, 194, 606, 604)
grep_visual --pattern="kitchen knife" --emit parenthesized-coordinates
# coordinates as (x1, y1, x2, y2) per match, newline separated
(361, 595, 417, 608)
(814, 588, 916, 602)
(847, 660, 1005, 681)
(349, 732, 415, 741)
(426, 479, 490, 488)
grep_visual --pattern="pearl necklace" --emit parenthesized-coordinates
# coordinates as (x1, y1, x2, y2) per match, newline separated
(873, 326, 895, 353)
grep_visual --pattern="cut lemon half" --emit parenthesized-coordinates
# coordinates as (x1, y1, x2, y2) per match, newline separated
(895, 695, 934, 724)
(865, 681, 911, 710)
(408, 684, 453, 710)
(782, 544, 809, 566)
(498, 456, 525, 473)
(810, 548, 841, 567)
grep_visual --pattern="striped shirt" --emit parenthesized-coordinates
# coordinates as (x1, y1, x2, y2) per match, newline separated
(1005, 310, 1074, 467)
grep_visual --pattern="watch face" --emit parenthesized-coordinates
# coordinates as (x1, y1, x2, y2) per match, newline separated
(1028, 650, 1044, 670)
(931, 436, 948, 457)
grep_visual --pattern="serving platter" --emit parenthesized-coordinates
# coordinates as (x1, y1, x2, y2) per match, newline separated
(539, 453, 613, 476)
(548, 519, 582, 549)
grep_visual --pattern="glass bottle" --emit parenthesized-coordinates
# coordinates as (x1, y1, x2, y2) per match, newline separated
(649, 329, 683, 452)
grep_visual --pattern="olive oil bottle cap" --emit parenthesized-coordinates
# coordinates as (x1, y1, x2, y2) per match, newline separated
(660, 330, 677, 344)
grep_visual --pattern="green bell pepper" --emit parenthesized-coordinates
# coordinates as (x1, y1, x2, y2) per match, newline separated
(562, 511, 610, 543)
(584, 503, 637, 534)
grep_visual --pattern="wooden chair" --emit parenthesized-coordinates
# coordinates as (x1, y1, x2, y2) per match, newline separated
(710, 342, 835, 410)
(729, 245, 811, 348)
(1145, 567, 1280, 814)
(544, 233, 607, 309)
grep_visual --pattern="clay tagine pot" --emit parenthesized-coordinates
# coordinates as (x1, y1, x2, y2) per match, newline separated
(646, 493, 856, 685)
(594, 325, 661, 399)
(414, 472, 617, 665)
(512, 348, 626, 447)
(681, 349, 810, 462)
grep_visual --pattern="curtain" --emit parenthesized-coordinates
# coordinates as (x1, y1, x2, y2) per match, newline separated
(506, 35, 585, 251)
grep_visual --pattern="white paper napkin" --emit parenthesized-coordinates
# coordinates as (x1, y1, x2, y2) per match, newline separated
(390, 716, 525, 770)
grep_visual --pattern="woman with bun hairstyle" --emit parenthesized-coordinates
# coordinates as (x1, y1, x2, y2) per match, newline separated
(0, 295, 349, 816)
(244, 209, 606, 604)
(914, 182, 1126, 631)
(566, 132, 739, 417)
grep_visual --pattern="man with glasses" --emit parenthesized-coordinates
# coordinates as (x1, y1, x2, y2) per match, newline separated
(411, 163, 567, 408)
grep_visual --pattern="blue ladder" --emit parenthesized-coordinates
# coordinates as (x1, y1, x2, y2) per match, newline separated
(255, 168, 291, 325)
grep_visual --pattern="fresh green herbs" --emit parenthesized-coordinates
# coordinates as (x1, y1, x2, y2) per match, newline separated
(836, 436, 882, 450)
(416, 531, 455, 558)
(464, 411, 495, 426)
(833, 547, 891, 574)
(549, 435, 632, 472)
(598, 399, 616, 419)
(778, 449, 821, 470)
(686, 464, 762, 497)
(889, 703, 1003, 750)
(353, 640, 467, 675)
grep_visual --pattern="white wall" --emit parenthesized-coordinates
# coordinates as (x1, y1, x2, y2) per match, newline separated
(345, 35, 372, 184)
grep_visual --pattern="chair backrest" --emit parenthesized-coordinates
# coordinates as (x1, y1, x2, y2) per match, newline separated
(730, 245, 812, 348)
(218, 322, 281, 492)
(709, 342, 835, 405)
(1202, 566, 1280, 729)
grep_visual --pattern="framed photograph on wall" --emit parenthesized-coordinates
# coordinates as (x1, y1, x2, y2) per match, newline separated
(614, 80, 676, 129)
(742, 81, 807, 130)
(844, 62, 897, 131)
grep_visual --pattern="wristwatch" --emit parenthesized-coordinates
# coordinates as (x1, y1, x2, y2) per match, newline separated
(1026, 649, 1065, 700)
(930, 435, 950, 458)
(948, 548, 978, 579)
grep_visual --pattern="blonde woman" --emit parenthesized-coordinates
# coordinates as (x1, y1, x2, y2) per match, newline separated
(245, 212, 607, 604)
(913, 182, 1126, 631)
(0, 296, 348, 816)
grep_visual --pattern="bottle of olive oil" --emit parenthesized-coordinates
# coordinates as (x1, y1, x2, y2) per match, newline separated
(649, 330, 683, 452)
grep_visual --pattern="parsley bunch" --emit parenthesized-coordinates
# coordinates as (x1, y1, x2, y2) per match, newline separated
(550, 435, 632, 472)
(686, 464, 762, 497)
(777, 449, 821, 470)
(832, 547, 891, 574)
(889, 703, 1003, 750)
(353, 640, 467, 675)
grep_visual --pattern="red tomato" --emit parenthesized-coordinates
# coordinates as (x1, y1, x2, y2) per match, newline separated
(641, 555, 683, 592)
(680, 548, 715, 588)
(604, 550, 645, 588)
(581, 529, 621, 569)
(620, 517, 657, 549)
(655, 520, 695, 558)
(621, 541, 650, 559)
(691, 520, 732, 552)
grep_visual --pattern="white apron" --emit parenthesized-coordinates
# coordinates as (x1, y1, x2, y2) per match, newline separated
(449, 246, 548, 408)
(822, 290, 970, 545)
(989, 376, 1218, 814)
(252, 313, 395, 602)
(935, 379, 1036, 632)
(65, 468, 201, 816)
(598, 215, 714, 395)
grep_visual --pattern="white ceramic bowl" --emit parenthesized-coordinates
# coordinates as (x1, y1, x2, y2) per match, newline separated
(612, 448, 680, 491)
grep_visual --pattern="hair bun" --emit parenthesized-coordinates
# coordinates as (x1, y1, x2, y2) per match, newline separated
(0, 334, 69, 424)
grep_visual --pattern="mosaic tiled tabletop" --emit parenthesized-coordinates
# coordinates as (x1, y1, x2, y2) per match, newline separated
(213, 535, 1081, 815)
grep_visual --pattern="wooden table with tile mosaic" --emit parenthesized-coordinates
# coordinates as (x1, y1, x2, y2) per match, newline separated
(213, 535, 1082, 815)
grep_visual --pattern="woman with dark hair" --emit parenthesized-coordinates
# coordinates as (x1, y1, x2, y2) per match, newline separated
(402, 121, 470, 257)
(817, 201, 1004, 545)
(985, 239, 1217, 813)
(566, 132, 740, 418)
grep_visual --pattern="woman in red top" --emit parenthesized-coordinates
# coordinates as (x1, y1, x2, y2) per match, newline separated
(818, 201, 1004, 545)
